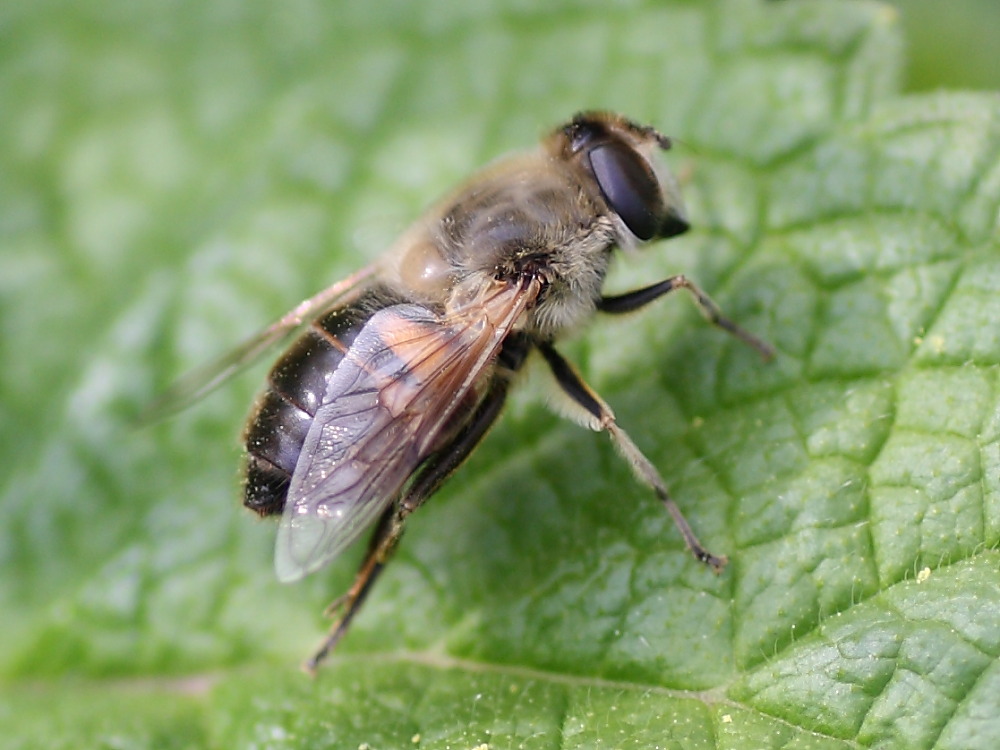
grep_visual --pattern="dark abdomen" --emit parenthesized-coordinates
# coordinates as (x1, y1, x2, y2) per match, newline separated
(242, 291, 386, 517)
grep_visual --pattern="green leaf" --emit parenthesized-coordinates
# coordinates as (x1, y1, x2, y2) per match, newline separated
(3, 0, 1000, 747)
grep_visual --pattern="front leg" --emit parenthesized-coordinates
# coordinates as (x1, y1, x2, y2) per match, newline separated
(538, 343, 727, 572)
(598, 275, 774, 360)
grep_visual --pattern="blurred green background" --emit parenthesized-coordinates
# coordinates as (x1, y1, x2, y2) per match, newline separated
(890, 0, 999, 91)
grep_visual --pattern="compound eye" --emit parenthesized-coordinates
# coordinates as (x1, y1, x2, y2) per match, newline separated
(589, 142, 663, 240)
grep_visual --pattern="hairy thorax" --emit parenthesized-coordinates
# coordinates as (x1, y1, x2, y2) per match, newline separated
(383, 152, 619, 340)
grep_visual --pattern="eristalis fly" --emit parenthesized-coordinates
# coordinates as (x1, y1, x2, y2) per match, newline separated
(151, 112, 773, 672)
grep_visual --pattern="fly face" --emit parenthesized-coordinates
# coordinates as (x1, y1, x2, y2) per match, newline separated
(152, 112, 772, 671)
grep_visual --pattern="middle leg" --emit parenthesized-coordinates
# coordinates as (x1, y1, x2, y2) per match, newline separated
(538, 342, 727, 572)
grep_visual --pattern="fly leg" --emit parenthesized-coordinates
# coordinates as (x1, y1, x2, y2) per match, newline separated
(303, 506, 392, 674)
(538, 343, 727, 571)
(304, 374, 515, 673)
(598, 275, 773, 359)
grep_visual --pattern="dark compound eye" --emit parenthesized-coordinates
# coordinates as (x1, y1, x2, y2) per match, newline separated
(588, 142, 663, 240)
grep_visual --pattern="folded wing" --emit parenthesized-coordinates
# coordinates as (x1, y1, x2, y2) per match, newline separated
(275, 279, 537, 581)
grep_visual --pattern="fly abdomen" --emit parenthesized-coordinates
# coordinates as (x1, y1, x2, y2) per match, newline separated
(244, 389, 312, 516)
(243, 296, 381, 516)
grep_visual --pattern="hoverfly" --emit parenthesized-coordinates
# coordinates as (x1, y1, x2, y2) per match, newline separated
(152, 112, 772, 672)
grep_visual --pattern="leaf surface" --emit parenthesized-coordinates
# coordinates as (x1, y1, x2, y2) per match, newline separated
(2, 0, 999, 747)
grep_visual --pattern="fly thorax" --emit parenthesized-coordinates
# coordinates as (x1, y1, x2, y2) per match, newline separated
(525, 223, 615, 338)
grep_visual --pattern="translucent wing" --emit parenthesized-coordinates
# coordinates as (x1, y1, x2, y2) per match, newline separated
(142, 264, 378, 422)
(275, 278, 539, 582)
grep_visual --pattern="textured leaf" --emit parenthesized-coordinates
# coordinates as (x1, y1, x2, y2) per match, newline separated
(2, 0, 999, 747)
